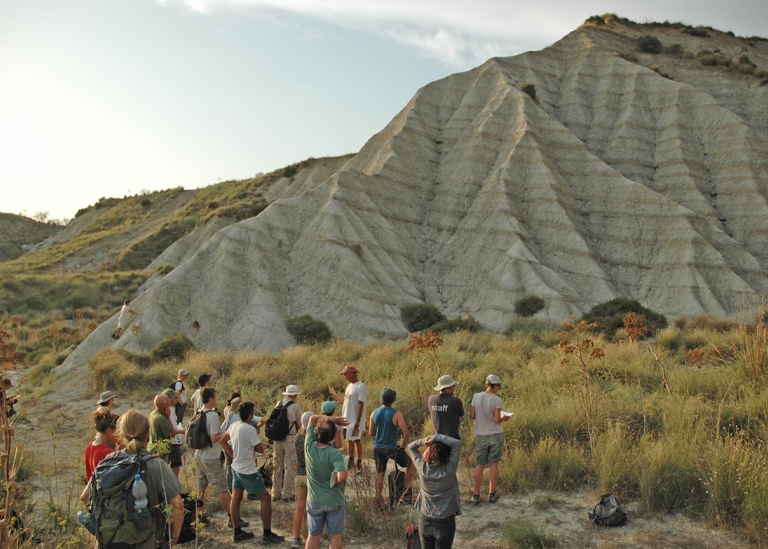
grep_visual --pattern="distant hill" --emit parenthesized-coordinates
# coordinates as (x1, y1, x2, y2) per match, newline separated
(0, 213, 62, 262)
(27, 14, 768, 372)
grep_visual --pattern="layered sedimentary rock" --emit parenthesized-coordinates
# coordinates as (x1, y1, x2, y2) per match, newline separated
(63, 23, 768, 366)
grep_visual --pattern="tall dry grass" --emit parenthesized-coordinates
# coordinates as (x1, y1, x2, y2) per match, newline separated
(85, 318, 768, 543)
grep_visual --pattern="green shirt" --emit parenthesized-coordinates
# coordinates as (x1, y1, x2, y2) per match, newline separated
(149, 410, 173, 456)
(305, 424, 346, 506)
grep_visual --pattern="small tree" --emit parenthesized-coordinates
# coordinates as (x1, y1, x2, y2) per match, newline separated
(637, 35, 663, 54)
(285, 315, 332, 345)
(150, 333, 195, 362)
(400, 304, 446, 333)
(515, 296, 545, 317)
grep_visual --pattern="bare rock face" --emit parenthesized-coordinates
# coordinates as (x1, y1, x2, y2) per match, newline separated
(62, 23, 768, 366)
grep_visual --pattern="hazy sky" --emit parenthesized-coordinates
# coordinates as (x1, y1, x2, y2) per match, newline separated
(2, 0, 766, 221)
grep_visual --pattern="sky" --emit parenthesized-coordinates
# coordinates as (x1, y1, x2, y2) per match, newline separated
(2, 0, 766, 221)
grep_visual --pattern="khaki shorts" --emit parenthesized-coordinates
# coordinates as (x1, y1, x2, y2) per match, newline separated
(475, 433, 504, 466)
(196, 455, 229, 494)
(295, 474, 308, 500)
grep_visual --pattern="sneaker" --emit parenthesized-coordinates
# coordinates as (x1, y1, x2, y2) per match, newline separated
(471, 494, 481, 506)
(262, 531, 285, 545)
(291, 537, 303, 548)
(489, 492, 500, 503)
(233, 529, 255, 543)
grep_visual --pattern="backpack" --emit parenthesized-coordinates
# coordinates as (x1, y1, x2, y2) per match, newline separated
(186, 409, 214, 449)
(388, 466, 406, 509)
(264, 401, 297, 442)
(588, 493, 628, 527)
(84, 452, 157, 547)
(163, 493, 201, 544)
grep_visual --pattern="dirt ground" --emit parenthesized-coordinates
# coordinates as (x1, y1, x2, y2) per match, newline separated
(10, 362, 754, 548)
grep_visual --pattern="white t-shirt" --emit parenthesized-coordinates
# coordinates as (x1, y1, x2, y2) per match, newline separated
(171, 380, 187, 404)
(168, 407, 184, 445)
(190, 389, 202, 412)
(196, 407, 221, 460)
(341, 381, 367, 439)
(227, 421, 261, 475)
(471, 391, 504, 436)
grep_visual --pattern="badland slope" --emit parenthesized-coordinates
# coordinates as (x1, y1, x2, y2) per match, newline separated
(61, 17, 768, 369)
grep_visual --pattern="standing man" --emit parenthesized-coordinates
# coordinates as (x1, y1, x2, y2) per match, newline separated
(368, 388, 414, 507)
(305, 414, 349, 549)
(148, 392, 180, 465)
(271, 384, 302, 502)
(471, 374, 511, 505)
(220, 401, 284, 544)
(170, 369, 189, 421)
(112, 299, 136, 339)
(429, 375, 465, 439)
(194, 387, 233, 525)
(163, 388, 185, 477)
(190, 373, 212, 412)
(332, 364, 366, 471)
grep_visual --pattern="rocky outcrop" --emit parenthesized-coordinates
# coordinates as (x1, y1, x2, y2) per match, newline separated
(62, 23, 768, 368)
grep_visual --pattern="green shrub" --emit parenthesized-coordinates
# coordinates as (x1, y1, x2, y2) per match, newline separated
(665, 43, 685, 56)
(620, 52, 639, 63)
(281, 164, 298, 178)
(637, 35, 663, 54)
(503, 519, 558, 548)
(515, 296, 545, 318)
(429, 317, 482, 334)
(683, 27, 709, 37)
(400, 303, 446, 333)
(521, 83, 537, 100)
(150, 334, 195, 362)
(581, 297, 667, 336)
(584, 15, 605, 25)
(285, 315, 332, 345)
(504, 317, 552, 339)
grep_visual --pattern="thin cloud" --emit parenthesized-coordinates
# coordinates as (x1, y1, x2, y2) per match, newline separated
(157, 0, 565, 67)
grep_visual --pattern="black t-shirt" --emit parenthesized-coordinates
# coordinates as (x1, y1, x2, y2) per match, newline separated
(428, 393, 465, 439)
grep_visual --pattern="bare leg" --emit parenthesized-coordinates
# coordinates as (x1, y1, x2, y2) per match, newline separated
(293, 498, 306, 540)
(489, 462, 499, 495)
(230, 488, 244, 529)
(218, 490, 232, 518)
(257, 490, 272, 530)
(306, 535, 320, 549)
(473, 465, 485, 496)
(328, 534, 343, 549)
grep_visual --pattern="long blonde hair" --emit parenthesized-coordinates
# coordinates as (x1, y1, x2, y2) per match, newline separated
(116, 409, 150, 452)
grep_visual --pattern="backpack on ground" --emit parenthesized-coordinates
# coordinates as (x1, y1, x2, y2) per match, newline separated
(84, 452, 157, 547)
(588, 493, 628, 526)
(405, 522, 421, 549)
(388, 464, 406, 509)
(163, 493, 201, 545)
(264, 401, 296, 442)
(257, 453, 274, 490)
(186, 409, 214, 449)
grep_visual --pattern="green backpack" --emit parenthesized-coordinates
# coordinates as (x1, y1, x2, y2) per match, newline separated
(85, 451, 158, 548)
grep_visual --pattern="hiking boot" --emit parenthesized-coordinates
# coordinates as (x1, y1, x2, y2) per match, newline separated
(471, 494, 481, 505)
(489, 492, 500, 503)
(233, 529, 255, 543)
(291, 537, 303, 548)
(356, 459, 363, 472)
(262, 531, 285, 545)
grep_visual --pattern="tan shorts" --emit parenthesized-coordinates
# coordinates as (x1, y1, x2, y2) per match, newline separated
(196, 455, 229, 495)
(295, 475, 308, 500)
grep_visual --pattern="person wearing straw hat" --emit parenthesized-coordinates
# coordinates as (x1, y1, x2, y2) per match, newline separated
(272, 385, 302, 502)
(428, 375, 464, 440)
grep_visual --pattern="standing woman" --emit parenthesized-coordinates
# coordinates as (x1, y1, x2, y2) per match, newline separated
(84, 408, 119, 481)
(407, 434, 461, 549)
(81, 409, 185, 548)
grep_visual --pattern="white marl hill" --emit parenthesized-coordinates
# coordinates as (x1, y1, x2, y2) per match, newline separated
(61, 22, 768, 370)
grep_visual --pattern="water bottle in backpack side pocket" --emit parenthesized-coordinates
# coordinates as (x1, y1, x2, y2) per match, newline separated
(132, 473, 150, 518)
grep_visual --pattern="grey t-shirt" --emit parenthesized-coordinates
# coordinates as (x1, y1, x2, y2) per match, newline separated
(428, 393, 464, 439)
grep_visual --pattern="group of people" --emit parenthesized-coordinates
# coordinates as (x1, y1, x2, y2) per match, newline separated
(81, 363, 512, 549)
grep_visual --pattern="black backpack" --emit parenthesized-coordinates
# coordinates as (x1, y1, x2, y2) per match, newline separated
(264, 401, 296, 442)
(588, 493, 628, 526)
(186, 409, 214, 449)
